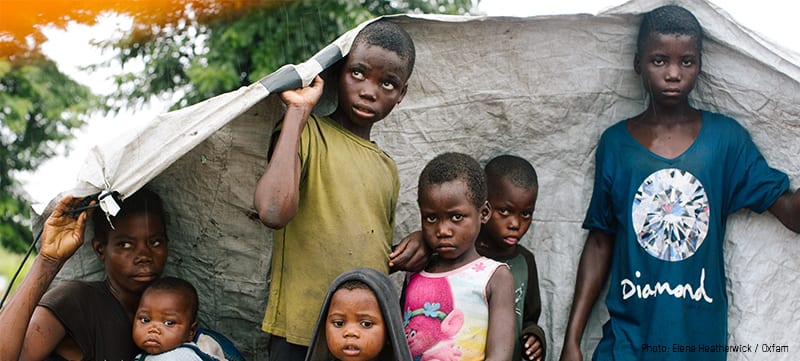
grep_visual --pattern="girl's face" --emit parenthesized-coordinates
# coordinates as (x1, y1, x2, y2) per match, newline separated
(326, 288, 386, 361)
(419, 180, 488, 265)
(636, 32, 700, 108)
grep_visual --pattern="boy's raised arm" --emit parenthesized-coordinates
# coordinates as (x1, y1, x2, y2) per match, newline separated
(768, 190, 800, 233)
(254, 76, 324, 229)
(485, 266, 516, 361)
(0, 196, 91, 361)
(559, 230, 614, 361)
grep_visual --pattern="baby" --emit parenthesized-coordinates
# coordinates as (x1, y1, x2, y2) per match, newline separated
(307, 267, 412, 361)
(133, 277, 210, 360)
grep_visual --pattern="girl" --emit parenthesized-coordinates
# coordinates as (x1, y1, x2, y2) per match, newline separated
(402, 152, 515, 361)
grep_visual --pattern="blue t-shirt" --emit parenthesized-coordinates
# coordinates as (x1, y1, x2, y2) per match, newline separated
(583, 111, 788, 361)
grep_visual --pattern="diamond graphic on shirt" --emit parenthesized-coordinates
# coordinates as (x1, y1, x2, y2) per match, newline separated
(632, 168, 709, 261)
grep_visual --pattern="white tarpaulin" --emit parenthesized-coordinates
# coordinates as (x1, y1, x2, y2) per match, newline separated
(33, 0, 799, 359)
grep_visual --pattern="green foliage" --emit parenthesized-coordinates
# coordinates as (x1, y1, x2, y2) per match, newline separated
(0, 57, 94, 253)
(0, 0, 475, 255)
(0, 245, 33, 298)
(103, 0, 476, 111)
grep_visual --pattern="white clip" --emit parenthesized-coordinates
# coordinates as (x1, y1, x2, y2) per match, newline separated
(99, 194, 121, 217)
(98, 190, 120, 230)
(98, 172, 120, 229)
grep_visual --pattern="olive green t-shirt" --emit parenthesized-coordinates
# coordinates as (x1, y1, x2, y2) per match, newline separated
(261, 114, 399, 346)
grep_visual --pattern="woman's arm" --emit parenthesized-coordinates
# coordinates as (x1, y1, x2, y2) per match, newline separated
(0, 196, 91, 361)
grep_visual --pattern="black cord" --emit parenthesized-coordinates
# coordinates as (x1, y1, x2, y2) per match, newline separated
(0, 227, 43, 309)
(0, 194, 102, 309)
(63, 193, 102, 216)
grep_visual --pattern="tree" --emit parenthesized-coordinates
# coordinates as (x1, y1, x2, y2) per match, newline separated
(0, 57, 93, 252)
(1, 1, 104, 254)
(103, 0, 477, 111)
(0, 0, 475, 253)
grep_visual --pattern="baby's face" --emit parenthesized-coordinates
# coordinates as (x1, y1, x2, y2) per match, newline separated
(326, 287, 386, 361)
(132, 289, 196, 355)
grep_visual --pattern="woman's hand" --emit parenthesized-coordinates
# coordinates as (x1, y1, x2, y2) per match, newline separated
(39, 195, 93, 265)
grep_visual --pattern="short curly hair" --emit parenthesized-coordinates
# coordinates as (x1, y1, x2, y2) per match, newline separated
(144, 276, 199, 322)
(418, 152, 486, 209)
(485, 155, 538, 190)
(354, 19, 416, 80)
(637, 5, 704, 55)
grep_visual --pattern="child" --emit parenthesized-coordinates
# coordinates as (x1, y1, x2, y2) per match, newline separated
(307, 268, 412, 361)
(253, 19, 426, 361)
(402, 152, 516, 361)
(476, 155, 546, 361)
(133, 276, 204, 360)
(560, 5, 800, 361)
(1, 188, 169, 361)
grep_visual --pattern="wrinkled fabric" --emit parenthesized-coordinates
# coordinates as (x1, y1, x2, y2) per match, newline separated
(34, 0, 800, 359)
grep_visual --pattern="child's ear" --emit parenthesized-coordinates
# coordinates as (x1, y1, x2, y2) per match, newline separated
(697, 55, 702, 72)
(634, 53, 642, 75)
(480, 201, 491, 224)
(188, 321, 198, 342)
(92, 238, 106, 261)
(397, 83, 408, 104)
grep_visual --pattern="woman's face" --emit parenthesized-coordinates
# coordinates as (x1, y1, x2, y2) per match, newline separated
(94, 211, 168, 297)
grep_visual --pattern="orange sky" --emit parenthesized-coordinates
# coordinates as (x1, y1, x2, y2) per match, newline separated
(0, 0, 276, 60)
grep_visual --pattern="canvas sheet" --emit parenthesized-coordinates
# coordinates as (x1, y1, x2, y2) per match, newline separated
(33, 0, 799, 359)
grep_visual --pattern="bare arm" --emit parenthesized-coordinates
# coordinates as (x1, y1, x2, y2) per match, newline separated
(559, 230, 614, 361)
(521, 250, 545, 361)
(253, 76, 324, 229)
(0, 196, 91, 361)
(768, 190, 800, 233)
(485, 265, 516, 361)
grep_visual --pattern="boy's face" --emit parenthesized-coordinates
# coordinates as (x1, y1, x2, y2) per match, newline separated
(336, 42, 409, 132)
(326, 287, 386, 361)
(93, 212, 168, 297)
(484, 177, 538, 249)
(132, 288, 197, 354)
(635, 33, 700, 108)
(419, 180, 489, 261)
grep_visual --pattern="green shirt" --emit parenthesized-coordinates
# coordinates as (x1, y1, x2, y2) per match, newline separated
(482, 246, 547, 360)
(261, 114, 399, 346)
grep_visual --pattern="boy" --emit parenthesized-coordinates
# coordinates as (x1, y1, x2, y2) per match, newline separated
(476, 155, 546, 361)
(402, 152, 515, 361)
(307, 268, 412, 361)
(1, 188, 169, 361)
(560, 5, 800, 361)
(133, 276, 204, 360)
(253, 19, 425, 361)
